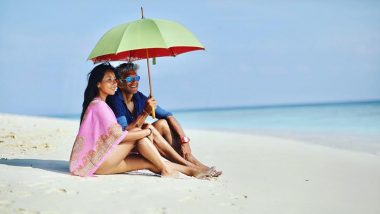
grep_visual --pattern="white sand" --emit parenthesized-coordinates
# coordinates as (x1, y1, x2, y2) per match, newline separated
(0, 113, 379, 214)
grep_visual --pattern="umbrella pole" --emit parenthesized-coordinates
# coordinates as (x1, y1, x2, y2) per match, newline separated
(146, 49, 156, 118)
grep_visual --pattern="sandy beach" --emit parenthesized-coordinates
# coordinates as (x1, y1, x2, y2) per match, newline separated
(0, 113, 380, 214)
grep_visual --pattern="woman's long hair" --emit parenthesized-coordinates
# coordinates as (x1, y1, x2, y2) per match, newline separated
(80, 63, 116, 123)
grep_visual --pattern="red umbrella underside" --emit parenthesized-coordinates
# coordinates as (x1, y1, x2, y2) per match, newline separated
(90, 46, 204, 63)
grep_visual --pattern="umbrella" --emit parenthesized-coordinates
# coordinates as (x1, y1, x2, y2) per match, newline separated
(88, 8, 205, 118)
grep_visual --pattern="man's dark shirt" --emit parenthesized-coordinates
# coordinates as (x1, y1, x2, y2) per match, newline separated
(106, 90, 172, 130)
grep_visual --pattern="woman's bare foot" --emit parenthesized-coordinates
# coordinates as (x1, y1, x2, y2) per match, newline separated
(208, 167, 222, 177)
(194, 166, 222, 178)
(161, 168, 180, 178)
(194, 167, 222, 179)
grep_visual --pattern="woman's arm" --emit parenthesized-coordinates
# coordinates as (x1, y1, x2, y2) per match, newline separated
(123, 128, 152, 142)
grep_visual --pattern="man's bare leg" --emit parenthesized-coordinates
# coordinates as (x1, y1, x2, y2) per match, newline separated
(143, 123, 198, 168)
(152, 119, 210, 170)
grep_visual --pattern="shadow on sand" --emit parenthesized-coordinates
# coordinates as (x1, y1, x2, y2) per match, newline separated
(0, 158, 160, 177)
(0, 158, 70, 175)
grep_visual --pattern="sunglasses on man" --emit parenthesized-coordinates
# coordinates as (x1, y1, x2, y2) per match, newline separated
(121, 75, 140, 83)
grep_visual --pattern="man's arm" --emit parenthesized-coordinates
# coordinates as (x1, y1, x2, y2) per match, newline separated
(166, 116, 186, 138)
(166, 115, 192, 158)
(154, 103, 188, 142)
(125, 96, 156, 130)
(148, 95, 192, 158)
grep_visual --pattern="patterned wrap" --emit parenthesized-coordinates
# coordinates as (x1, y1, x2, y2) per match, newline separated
(69, 98, 128, 177)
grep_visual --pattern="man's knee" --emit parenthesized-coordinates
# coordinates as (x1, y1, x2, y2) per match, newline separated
(143, 123, 158, 133)
(152, 119, 170, 133)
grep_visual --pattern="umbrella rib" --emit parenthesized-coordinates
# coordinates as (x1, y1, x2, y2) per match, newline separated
(151, 20, 170, 50)
(151, 20, 179, 57)
(169, 47, 176, 56)
(115, 24, 130, 58)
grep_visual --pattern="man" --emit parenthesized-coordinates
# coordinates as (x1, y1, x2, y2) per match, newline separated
(107, 62, 221, 175)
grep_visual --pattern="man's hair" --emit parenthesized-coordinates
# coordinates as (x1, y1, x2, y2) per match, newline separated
(116, 62, 139, 78)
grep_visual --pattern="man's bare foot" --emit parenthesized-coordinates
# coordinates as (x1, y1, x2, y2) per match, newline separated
(185, 154, 210, 170)
(193, 164, 211, 172)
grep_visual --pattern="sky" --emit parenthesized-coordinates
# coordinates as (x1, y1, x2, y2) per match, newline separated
(0, 0, 379, 116)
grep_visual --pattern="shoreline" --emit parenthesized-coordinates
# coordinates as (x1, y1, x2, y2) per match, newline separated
(185, 127, 380, 156)
(1, 113, 380, 213)
(17, 112, 380, 156)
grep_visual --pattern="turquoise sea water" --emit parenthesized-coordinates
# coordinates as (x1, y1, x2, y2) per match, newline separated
(173, 101, 380, 154)
(56, 101, 380, 155)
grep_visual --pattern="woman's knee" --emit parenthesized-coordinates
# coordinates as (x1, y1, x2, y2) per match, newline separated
(121, 139, 139, 147)
(129, 127, 142, 131)
(137, 137, 154, 145)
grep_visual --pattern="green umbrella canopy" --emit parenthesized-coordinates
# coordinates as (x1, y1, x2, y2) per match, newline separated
(88, 18, 205, 62)
(88, 11, 205, 118)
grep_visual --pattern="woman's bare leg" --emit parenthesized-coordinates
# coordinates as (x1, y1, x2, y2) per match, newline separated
(135, 137, 178, 177)
(164, 161, 218, 179)
(100, 154, 215, 179)
(98, 154, 160, 174)
(94, 134, 215, 178)
(95, 138, 175, 176)
(95, 140, 142, 174)
(94, 140, 215, 179)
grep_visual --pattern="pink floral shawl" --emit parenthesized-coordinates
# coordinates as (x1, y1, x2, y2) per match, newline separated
(69, 98, 128, 176)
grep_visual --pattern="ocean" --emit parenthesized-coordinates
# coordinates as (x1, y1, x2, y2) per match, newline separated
(56, 101, 380, 155)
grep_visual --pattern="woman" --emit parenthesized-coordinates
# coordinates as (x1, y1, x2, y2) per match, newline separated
(69, 63, 213, 178)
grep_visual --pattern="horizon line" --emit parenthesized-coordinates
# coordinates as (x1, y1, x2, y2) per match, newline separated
(24, 98, 380, 118)
(170, 99, 380, 113)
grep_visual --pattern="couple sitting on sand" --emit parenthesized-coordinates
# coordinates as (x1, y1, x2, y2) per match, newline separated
(69, 62, 222, 179)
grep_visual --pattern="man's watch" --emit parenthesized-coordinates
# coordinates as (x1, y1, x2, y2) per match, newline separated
(180, 136, 190, 144)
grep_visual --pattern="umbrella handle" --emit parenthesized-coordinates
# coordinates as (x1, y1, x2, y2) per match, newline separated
(151, 107, 156, 119)
(146, 49, 156, 119)
(148, 94, 156, 119)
